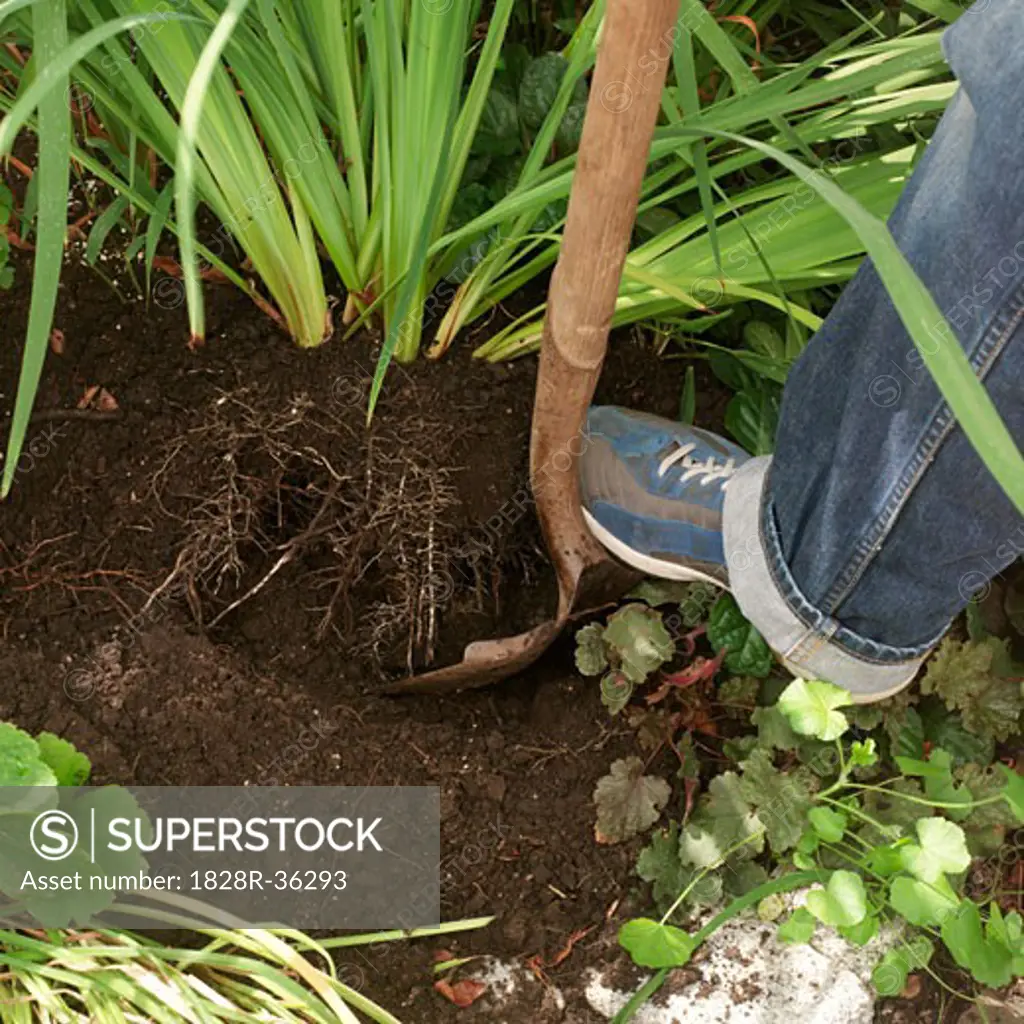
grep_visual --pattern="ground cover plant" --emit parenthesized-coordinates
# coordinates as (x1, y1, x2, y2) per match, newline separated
(575, 580, 1024, 1019)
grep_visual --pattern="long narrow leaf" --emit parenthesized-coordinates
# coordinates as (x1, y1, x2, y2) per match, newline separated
(2, 0, 70, 497)
(696, 129, 1024, 512)
(175, 0, 251, 348)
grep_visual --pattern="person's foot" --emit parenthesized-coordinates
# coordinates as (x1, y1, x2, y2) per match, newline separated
(579, 407, 750, 589)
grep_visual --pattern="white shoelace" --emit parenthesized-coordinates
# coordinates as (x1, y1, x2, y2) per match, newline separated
(656, 442, 737, 488)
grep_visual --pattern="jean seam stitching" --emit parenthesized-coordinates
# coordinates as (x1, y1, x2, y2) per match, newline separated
(760, 495, 935, 665)
(819, 287, 1024, 614)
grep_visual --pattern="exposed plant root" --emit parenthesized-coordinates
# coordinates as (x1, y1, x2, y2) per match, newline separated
(0, 531, 147, 628)
(145, 386, 473, 672)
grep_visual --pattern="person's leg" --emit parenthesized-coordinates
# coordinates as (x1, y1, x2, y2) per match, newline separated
(723, 0, 1024, 699)
(580, 0, 1024, 701)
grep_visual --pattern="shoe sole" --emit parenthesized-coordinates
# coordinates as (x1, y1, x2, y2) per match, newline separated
(582, 507, 729, 591)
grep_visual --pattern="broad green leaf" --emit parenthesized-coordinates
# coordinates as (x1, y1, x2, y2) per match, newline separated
(723, 860, 768, 898)
(35, 733, 91, 787)
(808, 806, 847, 844)
(604, 604, 675, 685)
(637, 824, 688, 912)
(681, 771, 764, 867)
(679, 825, 725, 869)
(889, 874, 959, 927)
(574, 623, 608, 676)
(743, 321, 787, 361)
(860, 778, 929, 845)
(920, 637, 1023, 742)
(554, 100, 586, 155)
(739, 748, 814, 853)
(724, 388, 780, 457)
(900, 817, 971, 883)
(472, 86, 520, 157)
(805, 871, 868, 928)
(957, 763, 1018, 856)
(999, 765, 1024, 824)
(941, 900, 1015, 989)
(777, 679, 851, 742)
(0, 723, 57, 788)
(777, 906, 816, 944)
(758, 893, 786, 922)
(839, 914, 879, 946)
(707, 595, 773, 677)
(594, 758, 671, 844)
(867, 844, 906, 878)
(892, 704, 926, 760)
(895, 749, 972, 820)
(751, 705, 800, 751)
(619, 918, 696, 969)
(518, 53, 586, 133)
(918, 699, 994, 766)
(848, 705, 885, 731)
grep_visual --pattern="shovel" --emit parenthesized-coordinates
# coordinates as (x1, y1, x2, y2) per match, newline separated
(386, 0, 681, 695)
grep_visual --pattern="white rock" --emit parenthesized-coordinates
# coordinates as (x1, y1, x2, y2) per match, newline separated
(586, 896, 894, 1024)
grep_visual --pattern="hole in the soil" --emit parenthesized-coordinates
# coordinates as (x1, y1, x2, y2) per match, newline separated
(258, 468, 329, 542)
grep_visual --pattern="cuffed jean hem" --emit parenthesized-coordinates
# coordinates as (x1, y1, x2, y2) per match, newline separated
(722, 457, 943, 702)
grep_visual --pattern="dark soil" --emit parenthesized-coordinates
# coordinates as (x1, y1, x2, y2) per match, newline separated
(0, 245, 703, 1020)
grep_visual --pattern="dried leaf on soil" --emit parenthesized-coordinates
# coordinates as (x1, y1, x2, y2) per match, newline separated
(434, 979, 487, 1008)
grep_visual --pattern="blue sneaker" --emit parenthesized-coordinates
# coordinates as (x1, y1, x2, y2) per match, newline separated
(579, 407, 751, 588)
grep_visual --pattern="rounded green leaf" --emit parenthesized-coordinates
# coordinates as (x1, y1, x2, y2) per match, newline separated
(839, 913, 879, 947)
(900, 818, 971, 883)
(35, 733, 91, 787)
(619, 918, 696, 969)
(758, 893, 786, 922)
(574, 623, 609, 677)
(808, 806, 847, 844)
(999, 764, 1024, 823)
(777, 906, 816, 944)
(805, 870, 867, 928)
(777, 679, 851, 741)
(0, 723, 57, 788)
(889, 875, 959, 927)
(604, 604, 674, 685)
(707, 594, 774, 677)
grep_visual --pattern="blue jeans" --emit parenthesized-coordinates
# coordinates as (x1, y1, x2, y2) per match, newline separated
(723, 0, 1024, 698)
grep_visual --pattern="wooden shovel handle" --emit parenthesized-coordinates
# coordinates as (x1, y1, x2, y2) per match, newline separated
(383, 1, 681, 695)
(532, 0, 681, 616)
